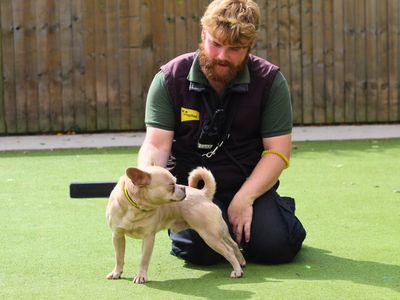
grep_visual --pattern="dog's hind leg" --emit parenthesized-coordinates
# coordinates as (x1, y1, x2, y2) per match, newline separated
(197, 229, 244, 278)
(223, 234, 246, 267)
(106, 232, 126, 279)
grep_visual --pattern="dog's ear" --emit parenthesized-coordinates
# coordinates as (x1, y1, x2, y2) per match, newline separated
(126, 168, 151, 186)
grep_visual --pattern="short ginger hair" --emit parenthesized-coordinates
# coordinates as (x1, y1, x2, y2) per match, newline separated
(200, 0, 260, 47)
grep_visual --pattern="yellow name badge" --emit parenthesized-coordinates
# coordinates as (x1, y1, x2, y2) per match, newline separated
(181, 107, 200, 122)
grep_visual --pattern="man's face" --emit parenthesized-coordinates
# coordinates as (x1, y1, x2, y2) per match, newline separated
(199, 30, 250, 84)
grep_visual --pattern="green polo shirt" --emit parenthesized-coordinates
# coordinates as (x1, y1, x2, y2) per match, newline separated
(145, 55, 292, 138)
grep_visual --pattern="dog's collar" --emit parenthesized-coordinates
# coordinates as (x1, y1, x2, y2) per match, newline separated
(123, 182, 150, 211)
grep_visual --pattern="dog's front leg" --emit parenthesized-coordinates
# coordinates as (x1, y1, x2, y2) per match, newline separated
(133, 234, 155, 284)
(106, 231, 126, 280)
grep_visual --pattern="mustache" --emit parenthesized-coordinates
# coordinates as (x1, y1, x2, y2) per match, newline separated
(207, 58, 234, 68)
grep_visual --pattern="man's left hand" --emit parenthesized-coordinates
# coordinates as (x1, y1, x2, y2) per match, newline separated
(227, 194, 254, 245)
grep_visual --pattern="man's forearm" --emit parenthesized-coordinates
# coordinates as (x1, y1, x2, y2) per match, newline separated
(137, 127, 174, 168)
(235, 133, 292, 203)
(138, 143, 170, 168)
(235, 154, 287, 204)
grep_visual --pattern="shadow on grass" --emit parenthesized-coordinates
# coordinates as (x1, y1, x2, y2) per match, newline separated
(143, 246, 399, 299)
(120, 271, 260, 299)
(285, 246, 399, 290)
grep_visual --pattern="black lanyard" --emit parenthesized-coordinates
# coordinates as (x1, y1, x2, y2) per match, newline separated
(199, 91, 249, 177)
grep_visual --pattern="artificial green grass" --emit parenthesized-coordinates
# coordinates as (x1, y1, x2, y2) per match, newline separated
(1, 139, 399, 299)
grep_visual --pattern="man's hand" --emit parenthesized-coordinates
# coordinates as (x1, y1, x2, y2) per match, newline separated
(227, 193, 254, 245)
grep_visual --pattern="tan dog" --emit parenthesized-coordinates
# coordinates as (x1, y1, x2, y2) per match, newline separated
(106, 166, 245, 283)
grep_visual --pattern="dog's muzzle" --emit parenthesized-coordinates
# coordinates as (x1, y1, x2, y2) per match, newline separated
(175, 185, 186, 201)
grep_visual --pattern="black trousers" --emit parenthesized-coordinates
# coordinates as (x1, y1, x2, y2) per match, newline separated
(169, 188, 306, 265)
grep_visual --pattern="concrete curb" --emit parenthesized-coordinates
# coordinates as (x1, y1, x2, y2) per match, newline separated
(0, 125, 399, 152)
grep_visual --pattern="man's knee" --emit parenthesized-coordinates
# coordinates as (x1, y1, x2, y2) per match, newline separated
(246, 192, 306, 264)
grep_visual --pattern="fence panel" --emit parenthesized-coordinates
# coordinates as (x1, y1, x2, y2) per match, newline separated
(0, 0, 399, 135)
(388, 0, 400, 122)
(1, 0, 16, 133)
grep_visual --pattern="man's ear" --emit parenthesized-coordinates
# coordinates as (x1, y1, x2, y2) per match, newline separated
(201, 28, 206, 41)
(126, 168, 151, 186)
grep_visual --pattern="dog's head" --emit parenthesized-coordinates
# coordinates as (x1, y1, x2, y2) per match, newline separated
(125, 166, 186, 208)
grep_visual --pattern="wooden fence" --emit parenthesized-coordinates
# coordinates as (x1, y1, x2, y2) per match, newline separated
(0, 0, 399, 135)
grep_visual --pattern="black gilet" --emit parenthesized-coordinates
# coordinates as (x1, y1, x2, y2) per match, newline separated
(161, 52, 279, 193)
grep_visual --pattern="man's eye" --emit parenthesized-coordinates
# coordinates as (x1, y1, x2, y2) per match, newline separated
(212, 41, 221, 48)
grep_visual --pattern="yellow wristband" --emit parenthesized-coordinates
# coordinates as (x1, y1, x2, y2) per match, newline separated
(261, 149, 290, 169)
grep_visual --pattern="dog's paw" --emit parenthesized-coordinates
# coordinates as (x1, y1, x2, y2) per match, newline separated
(133, 274, 148, 284)
(230, 269, 243, 278)
(106, 270, 122, 280)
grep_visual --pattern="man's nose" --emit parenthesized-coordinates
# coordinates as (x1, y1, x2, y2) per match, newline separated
(216, 47, 229, 61)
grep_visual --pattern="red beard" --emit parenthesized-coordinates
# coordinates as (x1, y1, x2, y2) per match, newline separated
(198, 44, 248, 84)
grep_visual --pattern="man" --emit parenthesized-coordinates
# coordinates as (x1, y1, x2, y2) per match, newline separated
(138, 0, 306, 265)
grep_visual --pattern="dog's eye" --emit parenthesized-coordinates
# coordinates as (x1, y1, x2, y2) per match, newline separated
(170, 183, 175, 193)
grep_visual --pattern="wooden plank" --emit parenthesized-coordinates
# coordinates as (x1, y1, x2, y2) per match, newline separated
(366, 0, 378, 122)
(301, 0, 313, 124)
(24, 0, 39, 133)
(12, 0, 28, 133)
(198, 0, 210, 13)
(94, 0, 109, 130)
(59, 0, 74, 131)
(150, 0, 165, 67)
(333, 0, 345, 123)
(140, 0, 154, 100)
(186, 0, 200, 53)
(278, 0, 291, 84)
(388, 0, 399, 122)
(0, 2, 4, 134)
(130, 0, 155, 130)
(164, 0, 176, 61)
(197, 0, 211, 55)
(354, 0, 367, 122)
(82, 0, 97, 131)
(266, 0, 279, 64)
(344, 0, 356, 122)
(255, 0, 268, 59)
(323, 0, 334, 124)
(36, 0, 52, 132)
(376, 0, 389, 122)
(71, 0, 87, 131)
(49, 0, 63, 132)
(312, 0, 325, 123)
(0, 0, 17, 134)
(117, 0, 131, 130)
(106, 0, 121, 130)
(126, 0, 143, 130)
(175, 0, 187, 55)
(130, 47, 144, 130)
(128, 0, 141, 49)
(289, 0, 302, 124)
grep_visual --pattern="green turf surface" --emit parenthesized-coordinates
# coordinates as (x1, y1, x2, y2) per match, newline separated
(1, 139, 399, 299)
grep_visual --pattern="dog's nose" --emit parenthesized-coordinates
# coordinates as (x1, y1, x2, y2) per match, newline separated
(179, 185, 186, 200)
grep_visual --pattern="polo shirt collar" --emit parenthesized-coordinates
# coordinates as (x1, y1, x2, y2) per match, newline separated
(188, 52, 250, 93)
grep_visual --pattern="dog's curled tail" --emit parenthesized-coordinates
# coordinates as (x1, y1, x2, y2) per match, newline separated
(188, 167, 216, 200)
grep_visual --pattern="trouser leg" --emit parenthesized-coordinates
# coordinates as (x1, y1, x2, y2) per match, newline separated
(242, 189, 306, 264)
